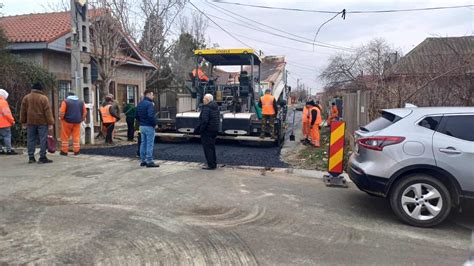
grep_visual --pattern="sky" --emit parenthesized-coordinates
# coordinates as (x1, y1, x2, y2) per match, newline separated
(1, 0, 473, 93)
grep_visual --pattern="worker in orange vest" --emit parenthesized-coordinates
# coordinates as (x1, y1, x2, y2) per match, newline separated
(309, 100, 322, 147)
(0, 89, 17, 155)
(99, 96, 120, 144)
(258, 89, 278, 139)
(192, 67, 209, 82)
(59, 92, 86, 156)
(301, 101, 311, 144)
(327, 102, 339, 126)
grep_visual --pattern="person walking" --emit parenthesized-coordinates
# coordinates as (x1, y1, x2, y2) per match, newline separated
(196, 94, 219, 170)
(300, 101, 311, 144)
(59, 92, 86, 156)
(258, 89, 278, 139)
(99, 96, 120, 145)
(124, 99, 136, 141)
(136, 89, 158, 168)
(20, 82, 55, 164)
(0, 88, 17, 155)
(309, 101, 323, 147)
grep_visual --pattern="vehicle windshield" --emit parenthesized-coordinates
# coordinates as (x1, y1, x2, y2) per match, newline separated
(360, 111, 402, 132)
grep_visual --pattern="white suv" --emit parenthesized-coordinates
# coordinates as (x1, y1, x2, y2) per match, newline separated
(349, 107, 474, 227)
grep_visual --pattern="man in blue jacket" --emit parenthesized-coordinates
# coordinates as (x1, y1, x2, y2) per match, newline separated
(135, 89, 158, 168)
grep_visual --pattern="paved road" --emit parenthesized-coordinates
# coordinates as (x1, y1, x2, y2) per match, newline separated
(82, 109, 302, 168)
(0, 154, 472, 265)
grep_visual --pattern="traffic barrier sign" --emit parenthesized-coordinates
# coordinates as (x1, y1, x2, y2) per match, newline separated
(324, 120, 348, 187)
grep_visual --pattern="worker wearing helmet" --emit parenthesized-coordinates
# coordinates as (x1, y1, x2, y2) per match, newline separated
(258, 89, 278, 139)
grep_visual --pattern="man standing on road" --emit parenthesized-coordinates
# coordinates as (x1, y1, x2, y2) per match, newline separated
(99, 96, 120, 145)
(59, 92, 86, 156)
(196, 94, 219, 170)
(0, 88, 17, 155)
(259, 89, 278, 139)
(309, 101, 322, 148)
(136, 89, 159, 168)
(20, 82, 55, 164)
(124, 99, 136, 141)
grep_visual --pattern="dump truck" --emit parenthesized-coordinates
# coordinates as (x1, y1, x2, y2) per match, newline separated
(156, 48, 289, 145)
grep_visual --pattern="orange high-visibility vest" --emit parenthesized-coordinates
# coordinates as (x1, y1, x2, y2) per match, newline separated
(311, 106, 322, 125)
(331, 105, 339, 118)
(260, 94, 276, 115)
(302, 106, 310, 123)
(100, 105, 116, 123)
(0, 97, 15, 128)
(192, 68, 209, 81)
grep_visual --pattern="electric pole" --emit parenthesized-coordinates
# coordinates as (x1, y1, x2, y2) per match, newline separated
(71, 0, 94, 144)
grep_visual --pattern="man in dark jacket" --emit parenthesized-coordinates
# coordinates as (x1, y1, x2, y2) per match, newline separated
(135, 89, 158, 168)
(124, 99, 136, 141)
(20, 82, 55, 164)
(197, 93, 219, 170)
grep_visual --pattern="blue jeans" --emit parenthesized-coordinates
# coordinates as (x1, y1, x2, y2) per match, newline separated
(139, 126, 155, 164)
(0, 127, 12, 152)
(27, 125, 48, 158)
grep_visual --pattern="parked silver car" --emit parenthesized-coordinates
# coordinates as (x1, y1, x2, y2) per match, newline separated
(349, 107, 474, 227)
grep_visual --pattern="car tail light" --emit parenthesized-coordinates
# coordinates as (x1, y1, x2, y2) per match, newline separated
(357, 136, 405, 151)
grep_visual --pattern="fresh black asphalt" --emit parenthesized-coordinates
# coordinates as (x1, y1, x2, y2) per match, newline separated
(81, 140, 288, 168)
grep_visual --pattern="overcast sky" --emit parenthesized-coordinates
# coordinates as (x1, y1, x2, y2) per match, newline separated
(1, 0, 473, 92)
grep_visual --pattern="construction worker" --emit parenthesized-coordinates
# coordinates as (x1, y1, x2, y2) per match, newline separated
(309, 100, 322, 147)
(0, 88, 17, 155)
(327, 102, 339, 126)
(192, 67, 209, 82)
(59, 92, 86, 156)
(99, 96, 120, 144)
(258, 89, 278, 139)
(301, 101, 311, 144)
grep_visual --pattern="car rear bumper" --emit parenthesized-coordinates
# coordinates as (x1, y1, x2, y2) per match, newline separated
(348, 162, 390, 197)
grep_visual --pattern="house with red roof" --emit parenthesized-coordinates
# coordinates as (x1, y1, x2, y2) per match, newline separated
(0, 10, 157, 131)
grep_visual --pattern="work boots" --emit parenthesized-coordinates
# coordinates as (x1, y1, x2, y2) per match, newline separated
(38, 157, 53, 164)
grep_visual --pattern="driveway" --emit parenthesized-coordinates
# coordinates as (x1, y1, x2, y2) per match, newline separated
(0, 154, 472, 264)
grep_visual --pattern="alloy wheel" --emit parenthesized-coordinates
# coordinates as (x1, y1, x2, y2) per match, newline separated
(401, 183, 443, 221)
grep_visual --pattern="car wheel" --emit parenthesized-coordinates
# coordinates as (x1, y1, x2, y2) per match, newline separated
(389, 174, 452, 227)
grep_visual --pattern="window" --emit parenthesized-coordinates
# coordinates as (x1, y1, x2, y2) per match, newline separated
(360, 111, 402, 132)
(58, 81, 71, 104)
(438, 115, 474, 142)
(418, 116, 442, 131)
(83, 67, 89, 83)
(127, 85, 137, 104)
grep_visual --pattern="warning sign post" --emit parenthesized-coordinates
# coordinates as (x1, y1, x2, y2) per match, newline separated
(324, 121, 348, 188)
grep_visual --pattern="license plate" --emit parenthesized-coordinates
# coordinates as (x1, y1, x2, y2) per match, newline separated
(354, 143, 359, 153)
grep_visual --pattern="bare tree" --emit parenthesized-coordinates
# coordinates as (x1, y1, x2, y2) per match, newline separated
(41, 0, 70, 12)
(88, 0, 134, 97)
(138, 0, 187, 90)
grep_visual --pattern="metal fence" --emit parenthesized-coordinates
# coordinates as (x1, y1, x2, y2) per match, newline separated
(342, 90, 370, 135)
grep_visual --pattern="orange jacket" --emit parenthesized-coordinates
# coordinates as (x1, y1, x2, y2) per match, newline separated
(192, 68, 209, 81)
(260, 94, 276, 115)
(310, 106, 322, 126)
(0, 96, 15, 128)
(100, 105, 116, 123)
(59, 100, 87, 122)
(302, 106, 310, 123)
(331, 105, 339, 118)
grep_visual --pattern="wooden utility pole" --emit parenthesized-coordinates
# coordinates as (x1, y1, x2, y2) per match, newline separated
(71, 0, 94, 144)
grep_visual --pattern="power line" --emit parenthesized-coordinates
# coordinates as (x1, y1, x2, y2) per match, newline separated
(188, 1, 254, 49)
(191, 4, 352, 51)
(211, 1, 474, 14)
(204, 0, 352, 51)
(313, 10, 345, 50)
